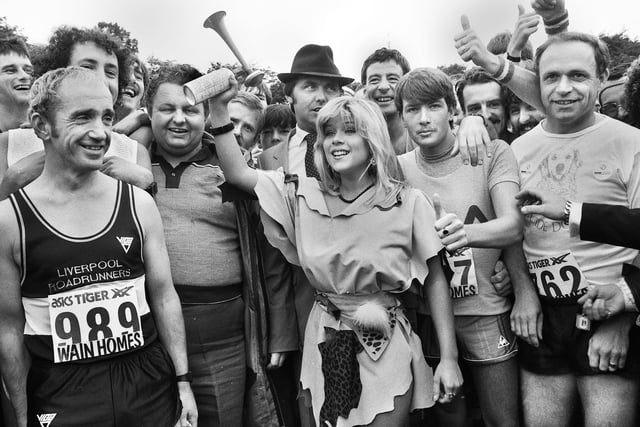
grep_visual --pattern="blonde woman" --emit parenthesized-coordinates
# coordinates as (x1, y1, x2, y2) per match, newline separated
(209, 83, 462, 426)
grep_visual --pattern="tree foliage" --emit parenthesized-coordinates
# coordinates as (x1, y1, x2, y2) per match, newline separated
(146, 55, 176, 80)
(438, 63, 467, 79)
(599, 31, 640, 77)
(96, 21, 138, 54)
(0, 16, 25, 40)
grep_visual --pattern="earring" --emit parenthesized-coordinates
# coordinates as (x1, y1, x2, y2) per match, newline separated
(371, 158, 377, 166)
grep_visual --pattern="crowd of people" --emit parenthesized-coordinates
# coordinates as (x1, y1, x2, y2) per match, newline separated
(1, 0, 640, 426)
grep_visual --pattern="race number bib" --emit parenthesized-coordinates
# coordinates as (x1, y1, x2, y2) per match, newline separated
(446, 248, 478, 299)
(527, 251, 588, 299)
(48, 283, 143, 363)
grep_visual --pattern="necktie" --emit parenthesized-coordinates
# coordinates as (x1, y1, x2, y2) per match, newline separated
(304, 133, 320, 179)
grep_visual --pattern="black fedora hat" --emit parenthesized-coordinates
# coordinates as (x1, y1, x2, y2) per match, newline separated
(278, 44, 354, 86)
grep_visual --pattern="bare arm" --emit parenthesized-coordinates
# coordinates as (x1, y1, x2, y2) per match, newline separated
(207, 79, 258, 194)
(503, 242, 544, 347)
(424, 255, 463, 403)
(0, 132, 8, 179)
(134, 188, 197, 426)
(113, 110, 150, 136)
(506, 4, 540, 59)
(0, 151, 45, 201)
(100, 142, 153, 190)
(128, 126, 154, 150)
(0, 201, 29, 427)
(467, 181, 523, 247)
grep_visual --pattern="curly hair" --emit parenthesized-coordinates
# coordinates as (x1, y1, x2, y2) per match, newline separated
(624, 58, 640, 128)
(37, 26, 129, 100)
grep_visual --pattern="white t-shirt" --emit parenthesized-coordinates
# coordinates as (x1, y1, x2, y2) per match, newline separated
(399, 140, 520, 315)
(512, 115, 640, 297)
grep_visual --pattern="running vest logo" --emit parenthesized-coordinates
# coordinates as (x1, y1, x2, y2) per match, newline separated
(116, 236, 134, 253)
(37, 413, 57, 427)
(497, 335, 510, 349)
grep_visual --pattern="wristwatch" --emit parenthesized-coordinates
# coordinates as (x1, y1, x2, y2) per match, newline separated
(562, 200, 573, 225)
(209, 122, 234, 136)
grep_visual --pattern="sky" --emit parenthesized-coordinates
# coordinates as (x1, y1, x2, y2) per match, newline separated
(3, 0, 639, 82)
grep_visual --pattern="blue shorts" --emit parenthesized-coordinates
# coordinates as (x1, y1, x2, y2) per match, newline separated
(419, 311, 517, 365)
(27, 340, 180, 427)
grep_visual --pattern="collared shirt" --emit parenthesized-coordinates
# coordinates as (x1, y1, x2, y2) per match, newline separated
(288, 126, 310, 177)
(151, 137, 243, 287)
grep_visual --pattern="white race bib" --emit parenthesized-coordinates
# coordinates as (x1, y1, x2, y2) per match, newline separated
(527, 251, 588, 299)
(49, 283, 144, 363)
(446, 248, 478, 299)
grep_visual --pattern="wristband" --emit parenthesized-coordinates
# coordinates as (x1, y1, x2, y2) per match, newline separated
(543, 10, 568, 26)
(544, 10, 569, 35)
(506, 53, 521, 63)
(491, 57, 516, 84)
(176, 372, 193, 383)
(210, 122, 234, 136)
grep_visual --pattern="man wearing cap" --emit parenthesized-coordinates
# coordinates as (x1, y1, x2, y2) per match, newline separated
(257, 44, 352, 427)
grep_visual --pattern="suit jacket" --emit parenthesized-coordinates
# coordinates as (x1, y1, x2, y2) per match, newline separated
(258, 138, 316, 345)
(580, 202, 640, 307)
(581, 203, 640, 250)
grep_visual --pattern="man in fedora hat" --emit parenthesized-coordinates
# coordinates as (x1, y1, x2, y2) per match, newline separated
(257, 44, 352, 427)
(261, 44, 353, 179)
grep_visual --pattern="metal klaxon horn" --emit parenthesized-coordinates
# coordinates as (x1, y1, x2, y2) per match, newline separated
(203, 11, 264, 87)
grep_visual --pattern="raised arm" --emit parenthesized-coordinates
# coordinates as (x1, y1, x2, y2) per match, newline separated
(506, 4, 540, 60)
(454, 14, 544, 112)
(0, 201, 29, 427)
(207, 78, 258, 194)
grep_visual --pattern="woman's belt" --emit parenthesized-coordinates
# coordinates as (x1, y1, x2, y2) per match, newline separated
(315, 291, 401, 361)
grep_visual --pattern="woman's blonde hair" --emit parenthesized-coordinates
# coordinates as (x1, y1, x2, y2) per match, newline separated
(315, 97, 405, 199)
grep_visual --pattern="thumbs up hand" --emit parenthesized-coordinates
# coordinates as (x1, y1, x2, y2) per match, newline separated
(433, 194, 468, 252)
(453, 14, 498, 73)
(507, 4, 540, 58)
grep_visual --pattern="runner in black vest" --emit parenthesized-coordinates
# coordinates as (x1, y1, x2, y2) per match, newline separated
(0, 67, 197, 427)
